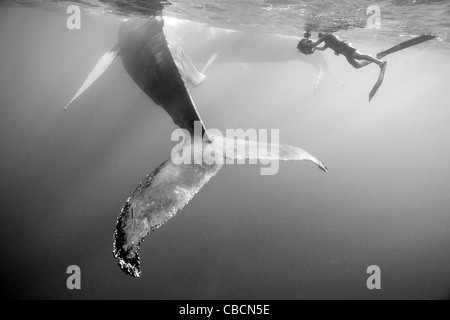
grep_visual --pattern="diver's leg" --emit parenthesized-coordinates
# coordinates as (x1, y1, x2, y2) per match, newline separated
(354, 51, 384, 67)
(354, 59, 372, 68)
(345, 55, 366, 69)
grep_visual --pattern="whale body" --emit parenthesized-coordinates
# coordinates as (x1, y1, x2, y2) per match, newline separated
(118, 18, 207, 135)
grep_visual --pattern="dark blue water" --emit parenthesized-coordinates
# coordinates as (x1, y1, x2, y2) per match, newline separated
(1, 1, 450, 299)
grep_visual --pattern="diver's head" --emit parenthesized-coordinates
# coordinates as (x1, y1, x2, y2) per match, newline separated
(297, 38, 315, 55)
(318, 32, 324, 38)
(303, 31, 311, 39)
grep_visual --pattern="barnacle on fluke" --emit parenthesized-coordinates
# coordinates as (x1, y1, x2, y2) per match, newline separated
(113, 200, 142, 277)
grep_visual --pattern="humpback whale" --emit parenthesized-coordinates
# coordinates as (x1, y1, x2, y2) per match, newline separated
(65, 17, 327, 277)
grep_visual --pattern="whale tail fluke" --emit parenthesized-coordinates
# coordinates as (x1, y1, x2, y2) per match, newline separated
(113, 140, 223, 277)
(210, 135, 327, 172)
(113, 137, 327, 277)
(64, 44, 119, 110)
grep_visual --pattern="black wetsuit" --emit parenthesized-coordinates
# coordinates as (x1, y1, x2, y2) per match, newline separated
(321, 34, 356, 57)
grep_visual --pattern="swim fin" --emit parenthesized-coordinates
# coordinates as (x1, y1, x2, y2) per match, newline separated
(369, 61, 387, 101)
(376, 35, 435, 59)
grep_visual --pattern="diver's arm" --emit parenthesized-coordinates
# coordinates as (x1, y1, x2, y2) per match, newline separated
(315, 44, 328, 51)
(309, 36, 326, 47)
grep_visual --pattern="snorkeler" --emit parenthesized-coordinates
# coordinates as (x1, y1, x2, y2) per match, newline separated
(298, 31, 388, 100)
(298, 32, 387, 70)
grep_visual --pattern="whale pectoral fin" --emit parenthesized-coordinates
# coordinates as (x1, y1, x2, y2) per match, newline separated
(314, 65, 324, 95)
(175, 49, 207, 87)
(185, 55, 207, 87)
(113, 145, 222, 277)
(166, 37, 206, 88)
(201, 53, 218, 74)
(211, 135, 328, 172)
(64, 44, 119, 110)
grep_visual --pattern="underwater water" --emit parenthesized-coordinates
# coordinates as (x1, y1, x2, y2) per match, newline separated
(1, 0, 450, 299)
